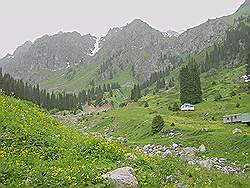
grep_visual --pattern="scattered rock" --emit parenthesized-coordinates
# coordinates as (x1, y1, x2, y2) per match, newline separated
(105, 136, 112, 142)
(201, 128, 209, 132)
(117, 136, 127, 143)
(179, 147, 196, 161)
(244, 163, 250, 170)
(163, 150, 172, 157)
(165, 175, 174, 182)
(232, 128, 242, 134)
(187, 160, 196, 166)
(199, 159, 213, 169)
(125, 153, 137, 160)
(102, 167, 139, 188)
(198, 144, 206, 152)
(92, 132, 103, 138)
(172, 143, 179, 149)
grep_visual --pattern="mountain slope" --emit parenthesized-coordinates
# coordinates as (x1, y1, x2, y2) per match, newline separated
(0, 32, 96, 83)
(40, 17, 232, 92)
(222, 0, 250, 25)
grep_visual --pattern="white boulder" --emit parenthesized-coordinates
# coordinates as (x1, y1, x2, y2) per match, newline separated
(102, 167, 139, 188)
(198, 144, 206, 152)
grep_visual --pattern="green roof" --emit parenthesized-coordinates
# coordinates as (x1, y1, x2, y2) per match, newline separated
(240, 113, 250, 123)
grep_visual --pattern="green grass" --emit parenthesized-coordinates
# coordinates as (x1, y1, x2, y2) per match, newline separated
(40, 58, 136, 93)
(1, 88, 249, 187)
(79, 66, 250, 169)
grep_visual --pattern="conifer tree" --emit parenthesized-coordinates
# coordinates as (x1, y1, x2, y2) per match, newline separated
(179, 60, 202, 104)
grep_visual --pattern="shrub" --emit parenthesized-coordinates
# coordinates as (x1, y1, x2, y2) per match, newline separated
(236, 102, 240, 108)
(169, 102, 179, 111)
(119, 102, 127, 108)
(214, 93, 222, 101)
(230, 90, 236, 97)
(152, 115, 165, 134)
(170, 122, 175, 127)
(144, 101, 149, 108)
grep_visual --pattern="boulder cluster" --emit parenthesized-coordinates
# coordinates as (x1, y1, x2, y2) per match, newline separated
(139, 143, 243, 174)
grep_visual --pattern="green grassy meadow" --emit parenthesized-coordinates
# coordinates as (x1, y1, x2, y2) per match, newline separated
(78, 66, 250, 169)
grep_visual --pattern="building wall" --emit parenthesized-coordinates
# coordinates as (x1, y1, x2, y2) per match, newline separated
(223, 115, 241, 124)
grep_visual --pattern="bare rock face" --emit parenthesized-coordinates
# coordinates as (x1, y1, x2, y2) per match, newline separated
(92, 17, 230, 83)
(102, 167, 139, 188)
(176, 18, 229, 54)
(0, 31, 96, 83)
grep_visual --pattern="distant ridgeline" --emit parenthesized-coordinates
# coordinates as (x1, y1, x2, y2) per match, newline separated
(0, 68, 120, 111)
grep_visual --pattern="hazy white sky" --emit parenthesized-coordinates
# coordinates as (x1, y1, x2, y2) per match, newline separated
(0, 0, 245, 58)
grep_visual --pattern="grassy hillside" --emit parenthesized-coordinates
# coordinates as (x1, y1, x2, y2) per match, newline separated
(1, 90, 249, 187)
(40, 57, 135, 93)
(78, 66, 250, 169)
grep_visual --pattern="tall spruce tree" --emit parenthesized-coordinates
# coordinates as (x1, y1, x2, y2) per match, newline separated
(179, 59, 202, 104)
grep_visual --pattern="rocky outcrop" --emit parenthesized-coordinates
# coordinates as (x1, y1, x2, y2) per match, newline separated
(89, 18, 230, 83)
(102, 167, 139, 188)
(96, 19, 170, 81)
(0, 31, 96, 83)
(176, 18, 229, 54)
(83, 103, 112, 114)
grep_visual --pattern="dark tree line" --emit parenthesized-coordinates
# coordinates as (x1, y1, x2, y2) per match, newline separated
(130, 84, 141, 102)
(140, 67, 171, 90)
(130, 67, 176, 102)
(0, 68, 120, 111)
(201, 20, 250, 73)
(179, 58, 202, 104)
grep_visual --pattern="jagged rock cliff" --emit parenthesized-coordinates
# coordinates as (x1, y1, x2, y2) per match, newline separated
(0, 31, 96, 83)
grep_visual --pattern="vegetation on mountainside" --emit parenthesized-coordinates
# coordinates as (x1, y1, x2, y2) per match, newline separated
(201, 20, 250, 73)
(247, 53, 250, 92)
(222, 3, 250, 25)
(79, 65, 250, 169)
(0, 68, 121, 111)
(1, 93, 249, 187)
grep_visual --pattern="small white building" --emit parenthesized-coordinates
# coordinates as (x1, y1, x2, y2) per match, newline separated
(223, 114, 241, 124)
(181, 103, 195, 111)
(240, 75, 250, 83)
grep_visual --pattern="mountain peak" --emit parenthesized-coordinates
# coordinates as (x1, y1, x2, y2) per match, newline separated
(128, 19, 149, 27)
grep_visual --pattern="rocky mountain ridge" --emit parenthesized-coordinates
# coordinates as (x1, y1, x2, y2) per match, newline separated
(0, 31, 96, 83)
(0, 1, 249, 86)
